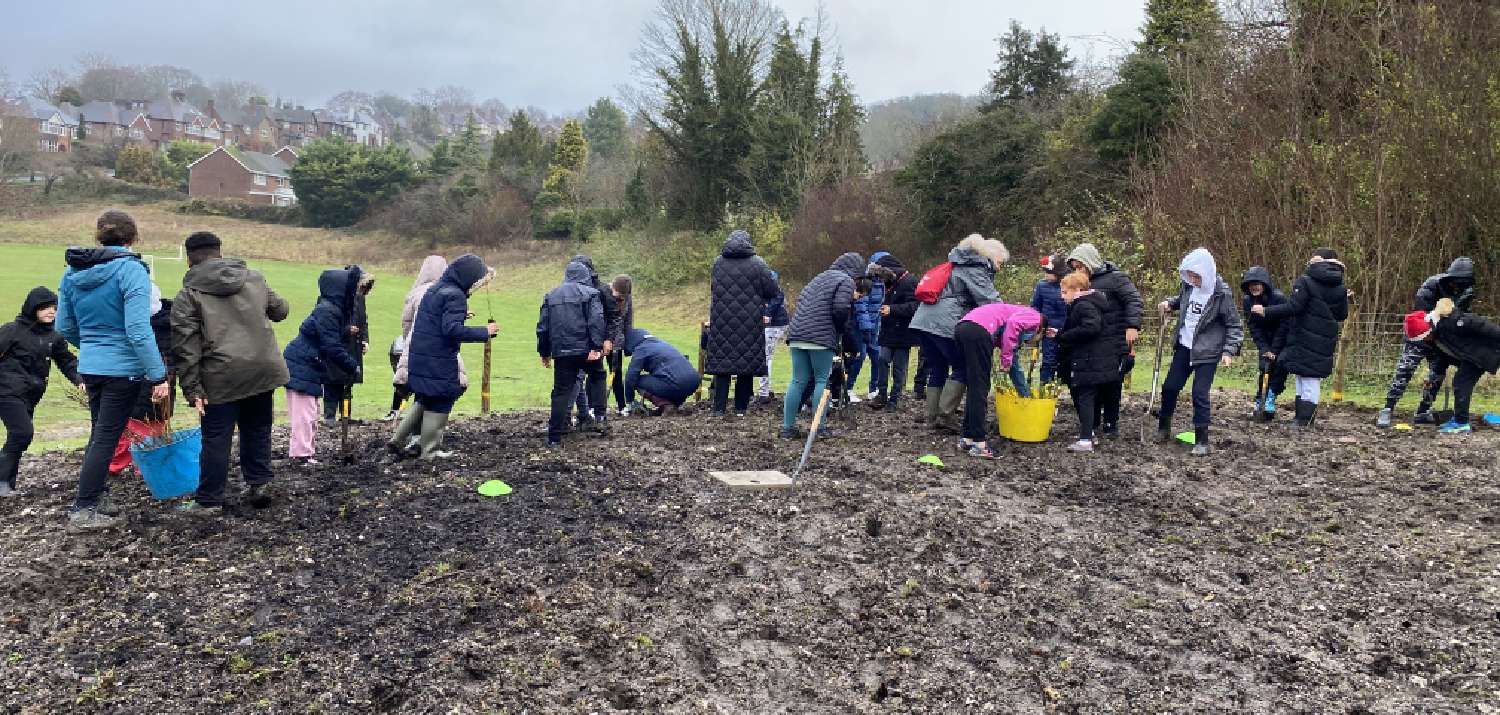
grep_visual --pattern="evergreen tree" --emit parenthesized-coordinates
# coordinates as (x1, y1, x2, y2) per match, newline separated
(743, 24, 817, 214)
(455, 113, 485, 167)
(489, 109, 546, 174)
(292, 139, 416, 227)
(983, 21, 1075, 110)
(537, 119, 590, 219)
(818, 61, 866, 185)
(1088, 54, 1175, 165)
(1139, 0, 1222, 56)
(624, 163, 652, 222)
(427, 138, 459, 178)
(583, 98, 629, 159)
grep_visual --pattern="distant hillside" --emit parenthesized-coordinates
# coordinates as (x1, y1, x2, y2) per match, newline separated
(860, 93, 983, 171)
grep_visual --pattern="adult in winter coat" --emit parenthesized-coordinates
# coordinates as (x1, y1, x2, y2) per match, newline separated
(848, 253, 887, 401)
(780, 252, 864, 438)
(873, 253, 919, 408)
(1052, 272, 1126, 451)
(1254, 248, 1349, 427)
(568, 255, 621, 424)
(1241, 266, 1291, 419)
(608, 275, 635, 413)
(704, 230, 780, 416)
(1404, 298, 1500, 433)
(1153, 248, 1244, 455)
(756, 270, 791, 404)
(1030, 254, 1070, 384)
(1066, 242, 1143, 438)
(953, 302, 1044, 459)
(910, 234, 1009, 430)
(1378, 256, 1478, 427)
(323, 268, 372, 422)
(0, 287, 80, 496)
(537, 261, 606, 446)
(388, 254, 496, 459)
(623, 327, 699, 413)
(169, 232, 291, 513)
(390, 255, 450, 419)
(283, 267, 362, 463)
(55, 210, 170, 531)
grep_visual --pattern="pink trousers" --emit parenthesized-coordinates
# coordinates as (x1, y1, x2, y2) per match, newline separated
(286, 389, 320, 457)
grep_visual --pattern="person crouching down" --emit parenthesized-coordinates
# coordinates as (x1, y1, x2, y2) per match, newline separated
(282, 267, 364, 466)
(1404, 299, 1500, 434)
(622, 328, 699, 415)
(953, 302, 1043, 459)
(1052, 272, 1126, 452)
(388, 254, 497, 460)
(538, 261, 606, 447)
(1154, 248, 1243, 455)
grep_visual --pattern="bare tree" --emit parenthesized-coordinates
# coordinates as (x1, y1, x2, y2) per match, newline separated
(26, 68, 71, 103)
(326, 90, 375, 115)
(212, 79, 265, 108)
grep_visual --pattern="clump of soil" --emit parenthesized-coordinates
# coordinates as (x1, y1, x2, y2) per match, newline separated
(1, 389, 1497, 712)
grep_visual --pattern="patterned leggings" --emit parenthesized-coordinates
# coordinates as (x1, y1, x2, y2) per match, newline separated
(1383, 339, 1454, 410)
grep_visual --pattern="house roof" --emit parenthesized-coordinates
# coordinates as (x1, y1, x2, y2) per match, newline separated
(271, 106, 318, 124)
(15, 97, 78, 125)
(188, 145, 292, 177)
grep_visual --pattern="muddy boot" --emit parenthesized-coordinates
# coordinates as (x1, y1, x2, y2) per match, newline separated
(1190, 425, 1211, 456)
(386, 404, 425, 461)
(1375, 407, 1392, 428)
(935, 382, 965, 433)
(917, 386, 941, 425)
(1293, 398, 1316, 428)
(1153, 426, 1173, 443)
(417, 412, 452, 459)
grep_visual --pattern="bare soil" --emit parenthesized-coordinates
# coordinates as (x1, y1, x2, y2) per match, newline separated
(2, 389, 1497, 713)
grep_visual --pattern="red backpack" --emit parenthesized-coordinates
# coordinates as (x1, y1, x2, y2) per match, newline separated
(913, 262, 954, 304)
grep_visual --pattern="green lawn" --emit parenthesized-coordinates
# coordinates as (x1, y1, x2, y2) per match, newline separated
(1, 241, 808, 450)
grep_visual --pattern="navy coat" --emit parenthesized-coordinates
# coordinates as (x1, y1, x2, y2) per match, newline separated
(623, 328, 699, 403)
(408, 255, 493, 399)
(284, 268, 361, 397)
(537, 262, 606, 359)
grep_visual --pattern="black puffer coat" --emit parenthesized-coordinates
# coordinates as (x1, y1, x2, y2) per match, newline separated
(1413, 257, 1475, 312)
(879, 268, 921, 349)
(1433, 308, 1500, 374)
(1056, 291, 1126, 387)
(0, 286, 80, 405)
(787, 253, 863, 351)
(705, 231, 779, 375)
(1240, 266, 1290, 354)
(1263, 260, 1348, 378)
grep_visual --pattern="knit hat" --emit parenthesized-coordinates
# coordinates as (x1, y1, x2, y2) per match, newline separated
(1404, 311, 1434, 341)
(1047, 252, 1072, 277)
(874, 253, 904, 272)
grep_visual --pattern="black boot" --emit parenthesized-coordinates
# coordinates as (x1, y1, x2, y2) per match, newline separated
(1190, 425, 1211, 456)
(1293, 398, 1316, 428)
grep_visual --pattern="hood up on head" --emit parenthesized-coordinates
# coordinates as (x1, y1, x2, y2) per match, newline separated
(831, 252, 866, 278)
(184, 257, 250, 297)
(1240, 266, 1277, 295)
(1306, 257, 1346, 285)
(563, 261, 593, 286)
(316, 268, 354, 308)
(952, 234, 1009, 267)
(1179, 247, 1218, 302)
(444, 254, 490, 294)
(874, 253, 905, 274)
(721, 230, 755, 258)
(624, 327, 653, 355)
(1441, 256, 1475, 292)
(18, 286, 57, 324)
(570, 254, 599, 280)
(1067, 243, 1105, 274)
(414, 255, 448, 287)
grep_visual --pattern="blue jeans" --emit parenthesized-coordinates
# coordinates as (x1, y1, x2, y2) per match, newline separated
(873, 346, 910, 401)
(844, 327, 879, 392)
(917, 332, 966, 389)
(1039, 337, 1060, 384)
(782, 347, 834, 429)
(1005, 330, 1037, 398)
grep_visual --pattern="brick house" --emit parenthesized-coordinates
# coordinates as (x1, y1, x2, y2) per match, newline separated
(187, 145, 298, 205)
(145, 91, 222, 150)
(68, 100, 152, 145)
(3, 97, 79, 153)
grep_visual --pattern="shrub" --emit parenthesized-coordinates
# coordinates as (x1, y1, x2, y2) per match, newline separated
(175, 197, 301, 224)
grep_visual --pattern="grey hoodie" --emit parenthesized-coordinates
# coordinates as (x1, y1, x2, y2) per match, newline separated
(171, 257, 291, 404)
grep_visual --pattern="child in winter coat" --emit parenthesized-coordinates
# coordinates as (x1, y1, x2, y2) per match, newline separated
(390, 256, 450, 420)
(1404, 298, 1500, 433)
(608, 275, 635, 414)
(756, 270, 790, 406)
(1379, 257, 1478, 427)
(1253, 248, 1349, 427)
(322, 268, 372, 423)
(847, 254, 889, 401)
(538, 261, 606, 447)
(1052, 272, 1127, 452)
(1030, 254, 1070, 384)
(283, 267, 364, 465)
(1241, 266, 1290, 419)
(872, 253, 919, 409)
(0, 287, 81, 496)
(1154, 248, 1244, 455)
(388, 254, 496, 459)
(953, 302, 1044, 459)
(623, 328, 700, 414)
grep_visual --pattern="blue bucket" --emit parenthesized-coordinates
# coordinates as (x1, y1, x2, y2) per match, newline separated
(129, 428, 202, 500)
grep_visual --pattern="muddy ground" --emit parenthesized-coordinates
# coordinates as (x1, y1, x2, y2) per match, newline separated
(1, 389, 1497, 713)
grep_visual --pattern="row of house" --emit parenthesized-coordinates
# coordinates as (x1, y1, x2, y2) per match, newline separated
(1, 91, 385, 157)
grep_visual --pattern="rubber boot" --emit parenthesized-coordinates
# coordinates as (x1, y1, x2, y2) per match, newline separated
(1262, 392, 1278, 422)
(1375, 407, 1392, 428)
(935, 381, 965, 433)
(1190, 425, 1211, 456)
(918, 386, 941, 425)
(387, 404, 425, 460)
(1293, 398, 1315, 428)
(417, 412, 452, 459)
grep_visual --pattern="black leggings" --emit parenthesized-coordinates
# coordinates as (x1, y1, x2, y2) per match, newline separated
(712, 374, 754, 413)
(0, 396, 36, 488)
(390, 352, 410, 412)
(608, 350, 626, 409)
(955, 320, 995, 441)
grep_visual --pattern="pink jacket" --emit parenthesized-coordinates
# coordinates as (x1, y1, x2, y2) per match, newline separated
(959, 302, 1043, 368)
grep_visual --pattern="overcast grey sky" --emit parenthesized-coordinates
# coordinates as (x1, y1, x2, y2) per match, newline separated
(0, 1, 1145, 112)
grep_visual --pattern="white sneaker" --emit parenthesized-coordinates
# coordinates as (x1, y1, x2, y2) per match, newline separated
(866, 390, 879, 400)
(848, 394, 863, 404)
(381, 410, 399, 422)
(1068, 439, 1095, 452)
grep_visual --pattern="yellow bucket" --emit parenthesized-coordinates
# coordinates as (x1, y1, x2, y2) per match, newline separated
(994, 391, 1057, 443)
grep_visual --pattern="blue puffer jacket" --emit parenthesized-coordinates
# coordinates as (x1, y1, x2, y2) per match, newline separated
(283, 268, 361, 396)
(854, 253, 886, 331)
(55, 246, 167, 382)
(623, 328, 699, 403)
(537, 262, 605, 359)
(408, 254, 493, 399)
(1029, 279, 1067, 335)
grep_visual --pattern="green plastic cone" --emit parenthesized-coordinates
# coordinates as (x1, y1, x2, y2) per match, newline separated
(917, 454, 945, 468)
(477, 480, 513, 497)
